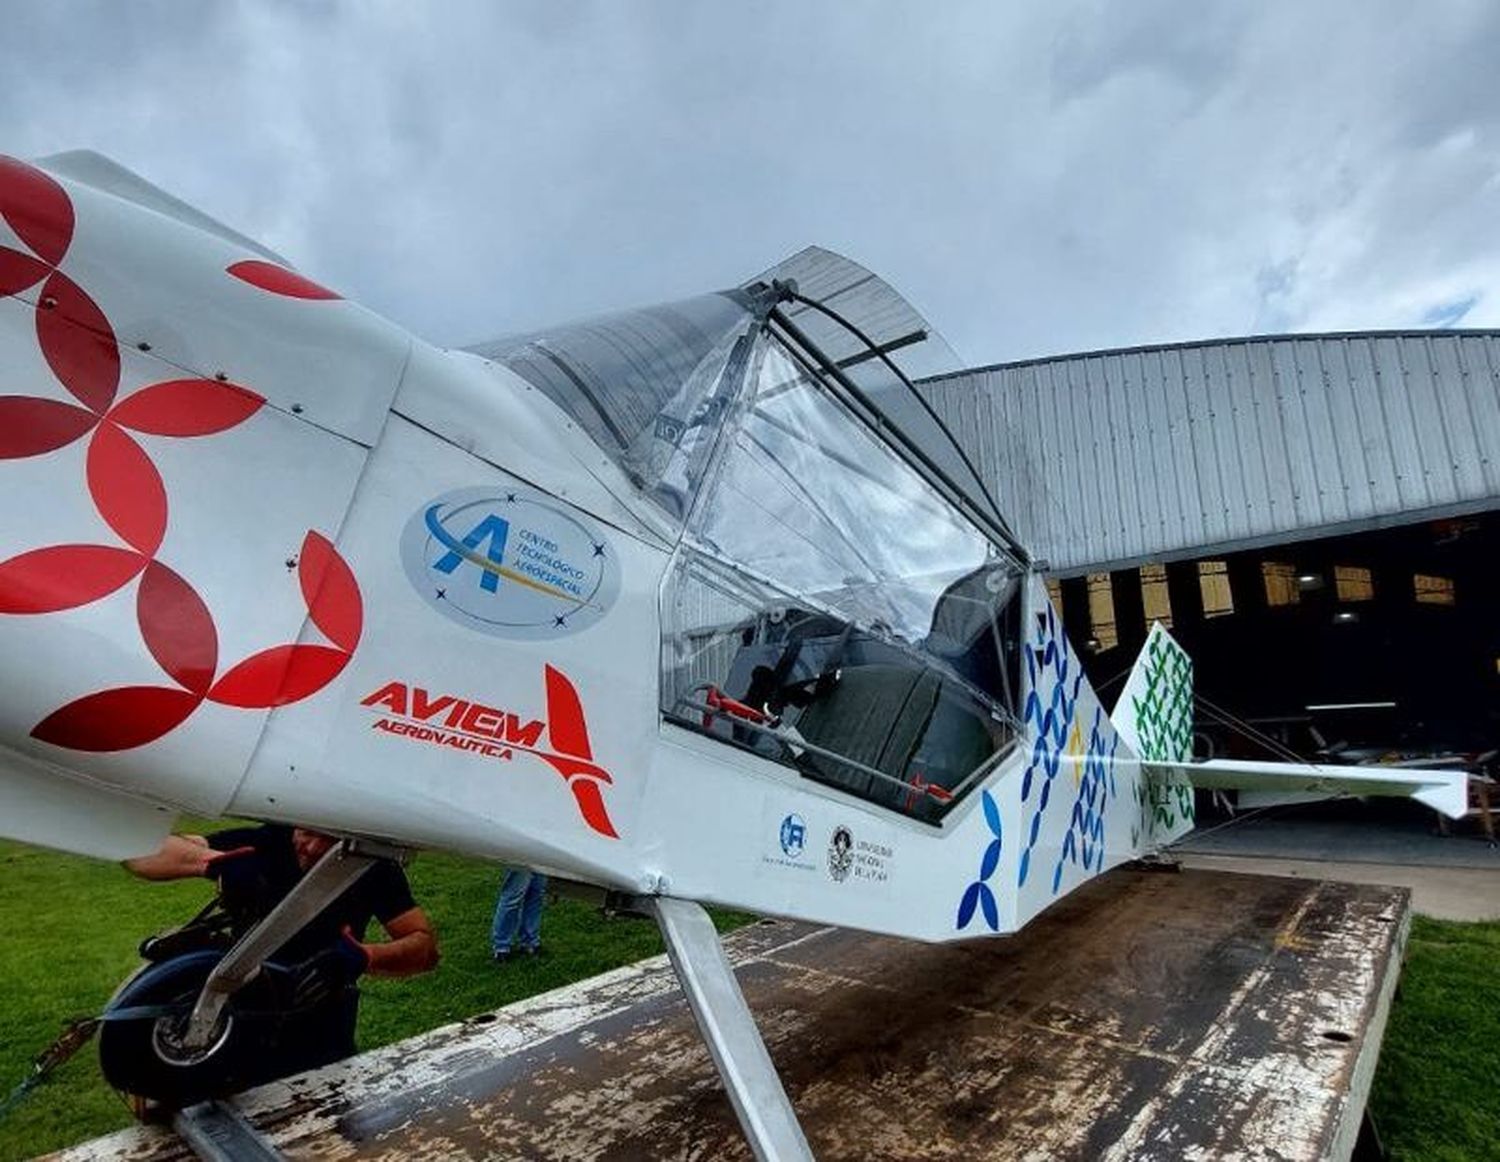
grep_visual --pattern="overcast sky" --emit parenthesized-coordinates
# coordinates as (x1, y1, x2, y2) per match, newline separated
(4, 1, 1498, 368)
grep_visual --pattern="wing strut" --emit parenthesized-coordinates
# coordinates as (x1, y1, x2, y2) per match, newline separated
(641, 896, 814, 1161)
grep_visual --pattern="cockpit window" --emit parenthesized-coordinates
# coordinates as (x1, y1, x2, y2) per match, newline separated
(470, 293, 754, 523)
(662, 335, 1025, 823)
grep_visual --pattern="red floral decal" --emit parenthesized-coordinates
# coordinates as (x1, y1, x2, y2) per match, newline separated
(137, 561, 218, 696)
(36, 270, 120, 414)
(108, 378, 264, 436)
(0, 250, 49, 298)
(0, 544, 146, 614)
(0, 156, 365, 753)
(227, 259, 341, 301)
(87, 423, 167, 555)
(209, 643, 353, 708)
(0, 156, 75, 266)
(0, 397, 96, 459)
(298, 530, 362, 653)
(31, 686, 203, 753)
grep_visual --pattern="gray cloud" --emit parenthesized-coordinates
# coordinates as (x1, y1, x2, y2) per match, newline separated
(3, 0, 1498, 366)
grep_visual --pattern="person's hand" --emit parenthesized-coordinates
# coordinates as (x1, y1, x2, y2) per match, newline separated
(289, 927, 370, 1009)
(201, 845, 256, 877)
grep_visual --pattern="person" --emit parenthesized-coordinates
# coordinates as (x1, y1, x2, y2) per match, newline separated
(490, 868, 547, 962)
(124, 824, 438, 1076)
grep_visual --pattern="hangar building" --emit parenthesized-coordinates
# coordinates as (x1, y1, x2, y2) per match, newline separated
(916, 330, 1500, 756)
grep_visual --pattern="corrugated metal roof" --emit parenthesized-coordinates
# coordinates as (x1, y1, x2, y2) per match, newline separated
(917, 330, 1500, 575)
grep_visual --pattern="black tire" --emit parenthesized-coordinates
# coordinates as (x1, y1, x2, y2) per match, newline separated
(98, 950, 272, 1107)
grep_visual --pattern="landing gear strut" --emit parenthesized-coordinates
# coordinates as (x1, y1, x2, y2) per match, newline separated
(99, 837, 401, 1105)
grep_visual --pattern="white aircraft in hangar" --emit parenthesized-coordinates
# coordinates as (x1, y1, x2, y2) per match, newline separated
(0, 151, 1466, 1159)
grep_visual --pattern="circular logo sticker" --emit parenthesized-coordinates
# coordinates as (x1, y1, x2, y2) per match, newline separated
(401, 486, 621, 639)
(779, 814, 806, 858)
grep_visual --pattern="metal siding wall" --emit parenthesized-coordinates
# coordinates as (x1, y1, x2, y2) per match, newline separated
(916, 331, 1500, 573)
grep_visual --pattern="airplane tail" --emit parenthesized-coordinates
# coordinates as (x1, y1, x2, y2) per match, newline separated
(1111, 623, 1194, 767)
(1112, 623, 1469, 832)
(1111, 623, 1197, 846)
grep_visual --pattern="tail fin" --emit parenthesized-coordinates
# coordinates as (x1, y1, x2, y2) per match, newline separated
(1112, 622, 1193, 764)
(1112, 622, 1198, 846)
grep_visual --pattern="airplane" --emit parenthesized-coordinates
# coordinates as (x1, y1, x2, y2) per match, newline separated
(0, 151, 1468, 1159)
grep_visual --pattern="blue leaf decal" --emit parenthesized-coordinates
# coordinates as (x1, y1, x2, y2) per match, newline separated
(982, 791, 1002, 840)
(980, 838, 1001, 881)
(979, 884, 999, 930)
(1018, 849, 1031, 886)
(957, 881, 982, 929)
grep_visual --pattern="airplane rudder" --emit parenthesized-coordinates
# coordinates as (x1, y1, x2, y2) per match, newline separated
(1112, 622, 1194, 765)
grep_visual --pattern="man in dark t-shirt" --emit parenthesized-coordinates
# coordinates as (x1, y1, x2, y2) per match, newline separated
(125, 824, 438, 1074)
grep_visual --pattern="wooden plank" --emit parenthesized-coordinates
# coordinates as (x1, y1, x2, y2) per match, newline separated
(53, 869, 1409, 1162)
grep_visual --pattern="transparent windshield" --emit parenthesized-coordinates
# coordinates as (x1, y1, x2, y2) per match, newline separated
(662, 333, 1026, 822)
(469, 293, 754, 522)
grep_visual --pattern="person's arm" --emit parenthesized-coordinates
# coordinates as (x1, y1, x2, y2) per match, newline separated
(123, 834, 214, 880)
(356, 906, 439, 977)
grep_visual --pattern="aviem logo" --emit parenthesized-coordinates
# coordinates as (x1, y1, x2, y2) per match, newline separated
(360, 664, 619, 839)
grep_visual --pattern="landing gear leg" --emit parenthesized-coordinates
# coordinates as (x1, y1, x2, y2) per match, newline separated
(176, 838, 399, 1054)
(639, 896, 813, 1162)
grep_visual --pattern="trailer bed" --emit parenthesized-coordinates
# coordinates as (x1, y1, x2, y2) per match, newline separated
(52, 867, 1408, 1161)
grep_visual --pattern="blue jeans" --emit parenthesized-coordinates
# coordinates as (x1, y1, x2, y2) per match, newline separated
(491, 869, 547, 954)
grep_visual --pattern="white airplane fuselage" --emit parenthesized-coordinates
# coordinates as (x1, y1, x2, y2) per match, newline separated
(1, 153, 1461, 950)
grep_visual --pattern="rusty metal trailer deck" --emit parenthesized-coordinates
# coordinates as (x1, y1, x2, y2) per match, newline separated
(52, 867, 1407, 1161)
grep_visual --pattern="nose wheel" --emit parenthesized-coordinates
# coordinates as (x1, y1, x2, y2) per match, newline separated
(99, 951, 260, 1107)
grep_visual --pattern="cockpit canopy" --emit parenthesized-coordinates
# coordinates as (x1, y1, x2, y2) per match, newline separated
(471, 248, 1030, 823)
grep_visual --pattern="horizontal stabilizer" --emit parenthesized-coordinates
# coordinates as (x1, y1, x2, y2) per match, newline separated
(1187, 758, 1468, 820)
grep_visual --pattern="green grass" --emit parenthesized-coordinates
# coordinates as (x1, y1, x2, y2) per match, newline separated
(0, 835, 1495, 1161)
(0, 828, 743, 1160)
(1370, 915, 1500, 1161)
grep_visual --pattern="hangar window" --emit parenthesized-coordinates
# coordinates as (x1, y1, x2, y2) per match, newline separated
(1045, 577, 1063, 615)
(1335, 566, 1374, 602)
(1087, 573, 1118, 651)
(1414, 574, 1455, 606)
(1140, 563, 1172, 628)
(1262, 562, 1299, 607)
(1199, 561, 1234, 617)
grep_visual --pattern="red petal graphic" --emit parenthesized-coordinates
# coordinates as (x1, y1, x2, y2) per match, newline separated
(37, 271, 119, 414)
(0, 544, 144, 613)
(32, 685, 202, 752)
(208, 643, 351, 709)
(298, 531, 362, 652)
(0, 156, 74, 266)
(227, 260, 341, 301)
(543, 664, 593, 760)
(0, 247, 49, 297)
(87, 423, 167, 555)
(0, 396, 97, 459)
(138, 560, 218, 695)
(107, 378, 264, 437)
(568, 779, 620, 839)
